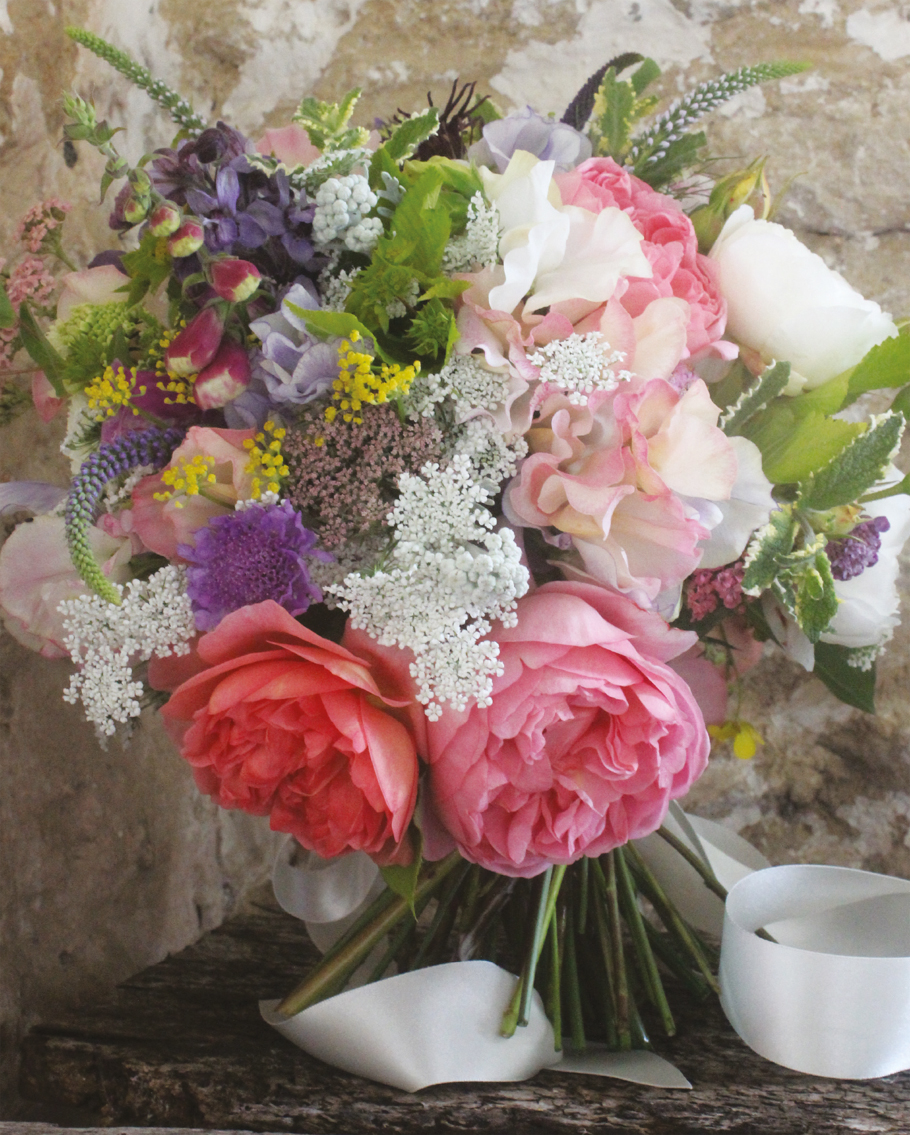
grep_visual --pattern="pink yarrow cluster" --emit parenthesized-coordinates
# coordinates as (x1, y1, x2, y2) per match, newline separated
(17, 198, 71, 254)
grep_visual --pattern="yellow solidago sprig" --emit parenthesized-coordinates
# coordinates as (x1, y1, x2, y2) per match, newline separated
(708, 719, 764, 760)
(153, 454, 218, 510)
(243, 420, 290, 500)
(326, 330, 420, 426)
(148, 324, 197, 408)
(84, 363, 147, 420)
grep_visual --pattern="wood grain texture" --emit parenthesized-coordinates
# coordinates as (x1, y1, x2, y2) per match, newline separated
(19, 900, 910, 1133)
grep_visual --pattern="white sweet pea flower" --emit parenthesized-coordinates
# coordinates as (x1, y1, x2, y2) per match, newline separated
(710, 206, 898, 391)
(695, 437, 776, 570)
(481, 151, 651, 315)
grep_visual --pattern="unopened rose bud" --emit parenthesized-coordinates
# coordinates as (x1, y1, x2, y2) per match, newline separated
(148, 203, 182, 238)
(122, 194, 151, 224)
(193, 340, 252, 409)
(209, 258, 262, 303)
(167, 219, 205, 258)
(165, 307, 225, 377)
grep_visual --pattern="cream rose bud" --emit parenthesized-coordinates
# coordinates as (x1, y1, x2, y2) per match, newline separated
(709, 206, 898, 390)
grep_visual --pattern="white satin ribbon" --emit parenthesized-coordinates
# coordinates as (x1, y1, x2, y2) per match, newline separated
(720, 864, 910, 1079)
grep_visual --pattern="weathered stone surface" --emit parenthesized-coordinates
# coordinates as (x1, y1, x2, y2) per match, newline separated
(3, 0, 910, 1118)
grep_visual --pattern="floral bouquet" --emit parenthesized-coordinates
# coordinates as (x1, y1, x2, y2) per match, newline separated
(3, 28, 910, 1087)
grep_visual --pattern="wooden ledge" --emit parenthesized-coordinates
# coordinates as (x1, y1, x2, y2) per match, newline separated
(19, 898, 910, 1133)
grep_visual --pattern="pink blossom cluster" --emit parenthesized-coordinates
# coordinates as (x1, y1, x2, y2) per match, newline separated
(7, 256, 55, 308)
(16, 198, 70, 254)
(686, 562, 746, 622)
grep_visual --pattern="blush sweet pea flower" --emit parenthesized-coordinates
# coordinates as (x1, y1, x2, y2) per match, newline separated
(504, 378, 739, 610)
(157, 601, 419, 861)
(425, 582, 709, 878)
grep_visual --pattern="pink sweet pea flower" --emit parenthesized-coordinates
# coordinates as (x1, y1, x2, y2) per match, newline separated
(255, 124, 322, 168)
(425, 581, 709, 877)
(31, 371, 64, 422)
(158, 601, 419, 861)
(130, 426, 256, 559)
(0, 515, 132, 658)
(504, 378, 738, 610)
(556, 158, 735, 362)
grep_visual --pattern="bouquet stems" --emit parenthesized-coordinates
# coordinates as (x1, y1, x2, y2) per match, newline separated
(276, 828, 728, 1053)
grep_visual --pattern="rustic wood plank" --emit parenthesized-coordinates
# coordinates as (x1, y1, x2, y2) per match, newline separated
(19, 898, 910, 1133)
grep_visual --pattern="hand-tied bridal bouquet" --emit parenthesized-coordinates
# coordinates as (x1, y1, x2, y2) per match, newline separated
(3, 28, 910, 1074)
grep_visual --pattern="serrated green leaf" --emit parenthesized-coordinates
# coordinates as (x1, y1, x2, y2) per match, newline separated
(747, 409, 863, 484)
(595, 69, 636, 159)
(0, 282, 15, 330)
(419, 276, 472, 301)
(291, 306, 387, 357)
(720, 360, 790, 435)
(741, 506, 798, 595)
(631, 57, 661, 96)
(799, 411, 905, 510)
(791, 543, 838, 643)
(17, 303, 66, 396)
(380, 838, 423, 915)
(844, 331, 910, 405)
(390, 166, 451, 271)
(369, 143, 401, 192)
(384, 107, 441, 162)
(813, 642, 876, 713)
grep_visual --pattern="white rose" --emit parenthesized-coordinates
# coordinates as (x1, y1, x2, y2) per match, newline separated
(710, 206, 897, 391)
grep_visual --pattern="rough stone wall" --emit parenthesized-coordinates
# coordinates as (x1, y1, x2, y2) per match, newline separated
(1, 0, 909, 1113)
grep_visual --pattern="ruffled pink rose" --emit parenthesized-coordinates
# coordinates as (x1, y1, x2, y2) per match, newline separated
(0, 515, 133, 657)
(556, 158, 732, 361)
(158, 601, 420, 861)
(130, 426, 256, 559)
(504, 378, 738, 609)
(425, 581, 709, 877)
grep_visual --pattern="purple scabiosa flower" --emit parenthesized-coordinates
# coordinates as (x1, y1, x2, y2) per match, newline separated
(250, 281, 339, 407)
(468, 107, 592, 173)
(180, 500, 331, 631)
(826, 516, 891, 581)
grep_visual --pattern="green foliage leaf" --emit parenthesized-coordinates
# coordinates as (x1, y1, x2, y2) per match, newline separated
(720, 360, 791, 435)
(291, 306, 385, 356)
(844, 331, 910, 405)
(560, 53, 643, 131)
(790, 541, 838, 643)
(380, 836, 423, 915)
(406, 298, 454, 359)
(799, 411, 905, 511)
(741, 506, 798, 595)
(391, 166, 451, 269)
(0, 282, 15, 330)
(746, 409, 863, 485)
(631, 57, 662, 96)
(633, 130, 706, 190)
(595, 69, 636, 158)
(419, 277, 472, 302)
(121, 232, 172, 302)
(17, 303, 66, 396)
(295, 88, 369, 152)
(813, 642, 876, 713)
(384, 107, 441, 162)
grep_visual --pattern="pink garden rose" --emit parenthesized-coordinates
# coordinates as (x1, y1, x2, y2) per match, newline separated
(158, 601, 420, 861)
(504, 378, 738, 610)
(425, 581, 709, 877)
(556, 158, 733, 361)
(130, 426, 257, 559)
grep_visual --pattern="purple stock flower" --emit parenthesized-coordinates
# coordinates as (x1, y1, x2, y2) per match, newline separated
(249, 282, 339, 406)
(180, 500, 331, 631)
(826, 516, 891, 581)
(468, 107, 592, 173)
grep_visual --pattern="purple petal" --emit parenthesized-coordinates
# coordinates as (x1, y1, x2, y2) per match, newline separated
(245, 199, 287, 236)
(185, 188, 220, 215)
(237, 212, 268, 247)
(215, 166, 241, 214)
(0, 481, 68, 516)
(282, 232, 315, 264)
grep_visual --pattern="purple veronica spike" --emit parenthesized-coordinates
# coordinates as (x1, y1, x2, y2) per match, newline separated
(826, 515, 891, 581)
(180, 500, 332, 631)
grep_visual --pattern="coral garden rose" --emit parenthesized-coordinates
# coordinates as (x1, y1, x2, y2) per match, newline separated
(157, 601, 419, 860)
(425, 581, 709, 878)
(709, 205, 897, 390)
(504, 378, 739, 610)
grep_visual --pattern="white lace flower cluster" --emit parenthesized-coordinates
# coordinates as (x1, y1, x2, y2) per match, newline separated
(448, 416, 528, 488)
(60, 566, 196, 740)
(331, 455, 529, 718)
(529, 332, 632, 403)
(442, 192, 502, 273)
(312, 175, 383, 253)
(408, 353, 512, 421)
